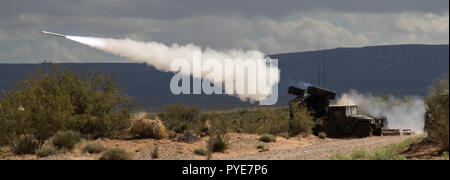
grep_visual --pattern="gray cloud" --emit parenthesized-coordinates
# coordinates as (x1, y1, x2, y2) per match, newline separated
(0, 0, 448, 63)
(2, 0, 448, 19)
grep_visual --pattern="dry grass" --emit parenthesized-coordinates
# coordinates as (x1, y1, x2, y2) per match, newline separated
(328, 136, 423, 160)
(99, 148, 132, 160)
(51, 131, 80, 151)
(36, 146, 58, 157)
(129, 113, 168, 139)
(83, 144, 104, 154)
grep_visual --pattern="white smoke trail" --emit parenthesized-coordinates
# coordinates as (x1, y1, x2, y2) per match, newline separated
(66, 36, 280, 102)
(335, 89, 426, 133)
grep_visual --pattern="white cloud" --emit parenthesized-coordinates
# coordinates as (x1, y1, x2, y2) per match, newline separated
(394, 12, 449, 43)
(0, 11, 448, 62)
(308, 11, 449, 45)
(255, 17, 370, 53)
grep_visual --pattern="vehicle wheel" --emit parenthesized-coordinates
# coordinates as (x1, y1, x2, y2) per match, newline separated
(374, 128, 383, 136)
(355, 123, 373, 138)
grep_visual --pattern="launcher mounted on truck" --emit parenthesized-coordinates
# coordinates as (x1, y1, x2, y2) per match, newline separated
(288, 86, 396, 137)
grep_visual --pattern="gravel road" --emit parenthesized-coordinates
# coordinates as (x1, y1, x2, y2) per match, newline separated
(220, 135, 414, 160)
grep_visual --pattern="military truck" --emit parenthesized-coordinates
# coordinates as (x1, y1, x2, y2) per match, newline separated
(288, 86, 388, 138)
(326, 105, 387, 137)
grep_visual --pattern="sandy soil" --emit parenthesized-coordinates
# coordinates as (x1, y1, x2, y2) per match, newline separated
(0, 133, 418, 160)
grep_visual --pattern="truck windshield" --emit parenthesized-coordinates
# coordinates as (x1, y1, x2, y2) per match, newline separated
(346, 106, 358, 116)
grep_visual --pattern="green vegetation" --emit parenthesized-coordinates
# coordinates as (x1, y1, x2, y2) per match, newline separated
(256, 145, 269, 152)
(210, 134, 228, 153)
(329, 137, 423, 160)
(51, 131, 80, 150)
(442, 151, 449, 158)
(288, 104, 315, 137)
(154, 102, 317, 151)
(214, 107, 290, 135)
(10, 135, 39, 155)
(318, 132, 327, 139)
(259, 134, 276, 142)
(0, 65, 321, 158)
(36, 146, 58, 158)
(99, 148, 132, 160)
(0, 65, 133, 154)
(151, 146, 160, 159)
(193, 148, 207, 156)
(159, 102, 201, 133)
(425, 78, 449, 151)
(155, 102, 316, 141)
(83, 144, 104, 154)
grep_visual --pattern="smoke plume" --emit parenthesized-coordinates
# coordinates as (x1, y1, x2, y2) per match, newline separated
(335, 90, 426, 133)
(66, 36, 280, 102)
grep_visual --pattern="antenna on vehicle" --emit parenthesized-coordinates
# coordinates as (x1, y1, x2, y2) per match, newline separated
(322, 43, 327, 89)
(316, 44, 321, 87)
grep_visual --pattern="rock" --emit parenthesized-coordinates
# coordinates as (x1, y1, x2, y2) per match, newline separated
(177, 130, 200, 143)
(168, 130, 177, 139)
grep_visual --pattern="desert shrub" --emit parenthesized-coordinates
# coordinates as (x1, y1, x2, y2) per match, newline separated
(256, 145, 269, 152)
(36, 146, 58, 158)
(83, 144, 104, 154)
(51, 131, 80, 150)
(328, 153, 350, 160)
(425, 78, 449, 151)
(210, 134, 228, 153)
(0, 65, 133, 152)
(259, 134, 276, 142)
(99, 148, 131, 160)
(151, 146, 160, 159)
(288, 104, 315, 137)
(194, 148, 207, 156)
(253, 108, 289, 135)
(256, 145, 265, 149)
(318, 132, 327, 139)
(329, 149, 369, 160)
(350, 149, 369, 160)
(159, 102, 201, 133)
(214, 107, 290, 135)
(129, 117, 168, 139)
(247, 108, 288, 134)
(10, 135, 39, 155)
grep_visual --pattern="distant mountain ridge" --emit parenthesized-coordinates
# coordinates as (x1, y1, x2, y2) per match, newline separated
(0, 44, 448, 111)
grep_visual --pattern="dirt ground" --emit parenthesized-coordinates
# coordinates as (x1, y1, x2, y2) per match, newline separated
(0, 133, 420, 160)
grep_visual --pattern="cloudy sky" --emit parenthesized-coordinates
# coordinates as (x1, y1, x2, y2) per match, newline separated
(0, 0, 448, 63)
